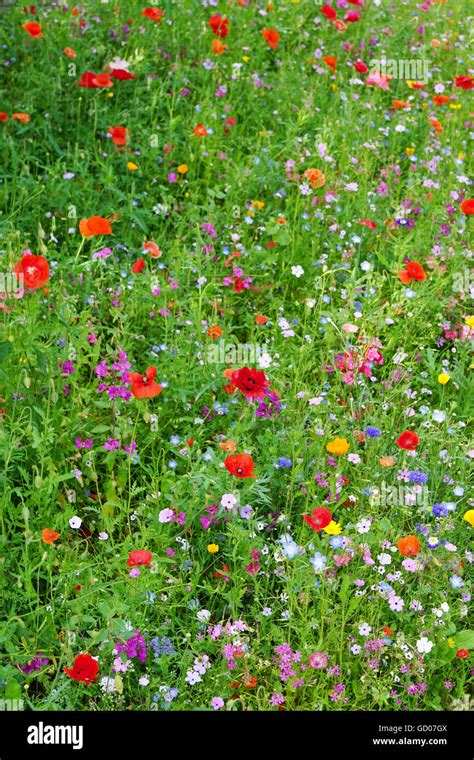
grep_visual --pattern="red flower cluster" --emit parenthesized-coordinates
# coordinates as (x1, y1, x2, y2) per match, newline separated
(398, 261, 426, 284)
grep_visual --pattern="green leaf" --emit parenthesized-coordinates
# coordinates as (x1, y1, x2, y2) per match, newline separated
(454, 630, 474, 650)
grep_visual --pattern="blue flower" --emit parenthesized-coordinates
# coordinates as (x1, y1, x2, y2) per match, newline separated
(278, 457, 292, 469)
(310, 552, 327, 573)
(408, 471, 428, 484)
(432, 503, 448, 518)
(365, 426, 381, 438)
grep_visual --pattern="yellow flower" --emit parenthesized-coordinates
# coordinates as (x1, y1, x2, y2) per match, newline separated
(447, 637, 456, 648)
(323, 520, 342, 535)
(326, 437, 350, 456)
(207, 544, 219, 554)
(464, 510, 474, 527)
(242, 56, 250, 62)
(177, 164, 188, 174)
(405, 147, 415, 156)
(251, 200, 265, 210)
(465, 316, 474, 329)
(127, 162, 138, 171)
(438, 373, 450, 385)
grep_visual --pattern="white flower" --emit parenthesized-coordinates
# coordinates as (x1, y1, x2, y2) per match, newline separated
(221, 493, 237, 510)
(356, 518, 372, 534)
(258, 352, 272, 369)
(291, 265, 305, 278)
(139, 676, 150, 686)
(69, 516, 82, 529)
(197, 609, 211, 622)
(358, 623, 372, 636)
(360, 261, 371, 271)
(432, 410, 446, 423)
(416, 636, 434, 654)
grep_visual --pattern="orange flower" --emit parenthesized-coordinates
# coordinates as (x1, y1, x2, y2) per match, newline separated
(261, 28, 280, 49)
(255, 314, 268, 326)
(91, 73, 114, 88)
(323, 55, 337, 72)
(219, 440, 237, 453)
(392, 100, 412, 109)
(42, 528, 60, 545)
(212, 39, 227, 55)
(12, 113, 30, 124)
(429, 118, 443, 133)
(379, 456, 395, 467)
(207, 325, 222, 339)
(303, 168, 326, 189)
(79, 216, 113, 237)
(63, 47, 76, 58)
(193, 123, 207, 137)
(397, 535, 421, 557)
(22, 22, 42, 38)
(432, 94, 449, 105)
(143, 241, 162, 258)
(460, 199, 474, 215)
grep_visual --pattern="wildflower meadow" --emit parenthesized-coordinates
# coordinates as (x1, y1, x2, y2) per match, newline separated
(0, 0, 473, 730)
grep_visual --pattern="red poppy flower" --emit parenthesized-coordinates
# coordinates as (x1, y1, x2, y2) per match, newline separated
(454, 75, 473, 90)
(14, 254, 49, 290)
(230, 366, 270, 399)
(433, 95, 450, 106)
(109, 69, 136, 81)
(127, 550, 153, 568)
(127, 366, 162, 399)
(303, 507, 332, 532)
(208, 14, 229, 38)
(77, 71, 100, 88)
(396, 430, 419, 450)
(79, 216, 112, 237)
(324, 55, 337, 72)
(460, 199, 474, 215)
(194, 123, 207, 137)
(382, 627, 393, 637)
(397, 535, 420, 556)
(131, 257, 145, 274)
(358, 219, 376, 229)
(262, 28, 280, 49)
(224, 453, 256, 478)
(456, 649, 469, 659)
(22, 22, 42, 38)
(354, 61, 368, 73)
(64, 653, 99, 684)
(0, 113, 7, 123)
(320, 5, 337, 20)
(142, 7, 164, 22)
(92, 73, 114, 88)
(399, 261, 426, 284)
(108, 126, 129, 146)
